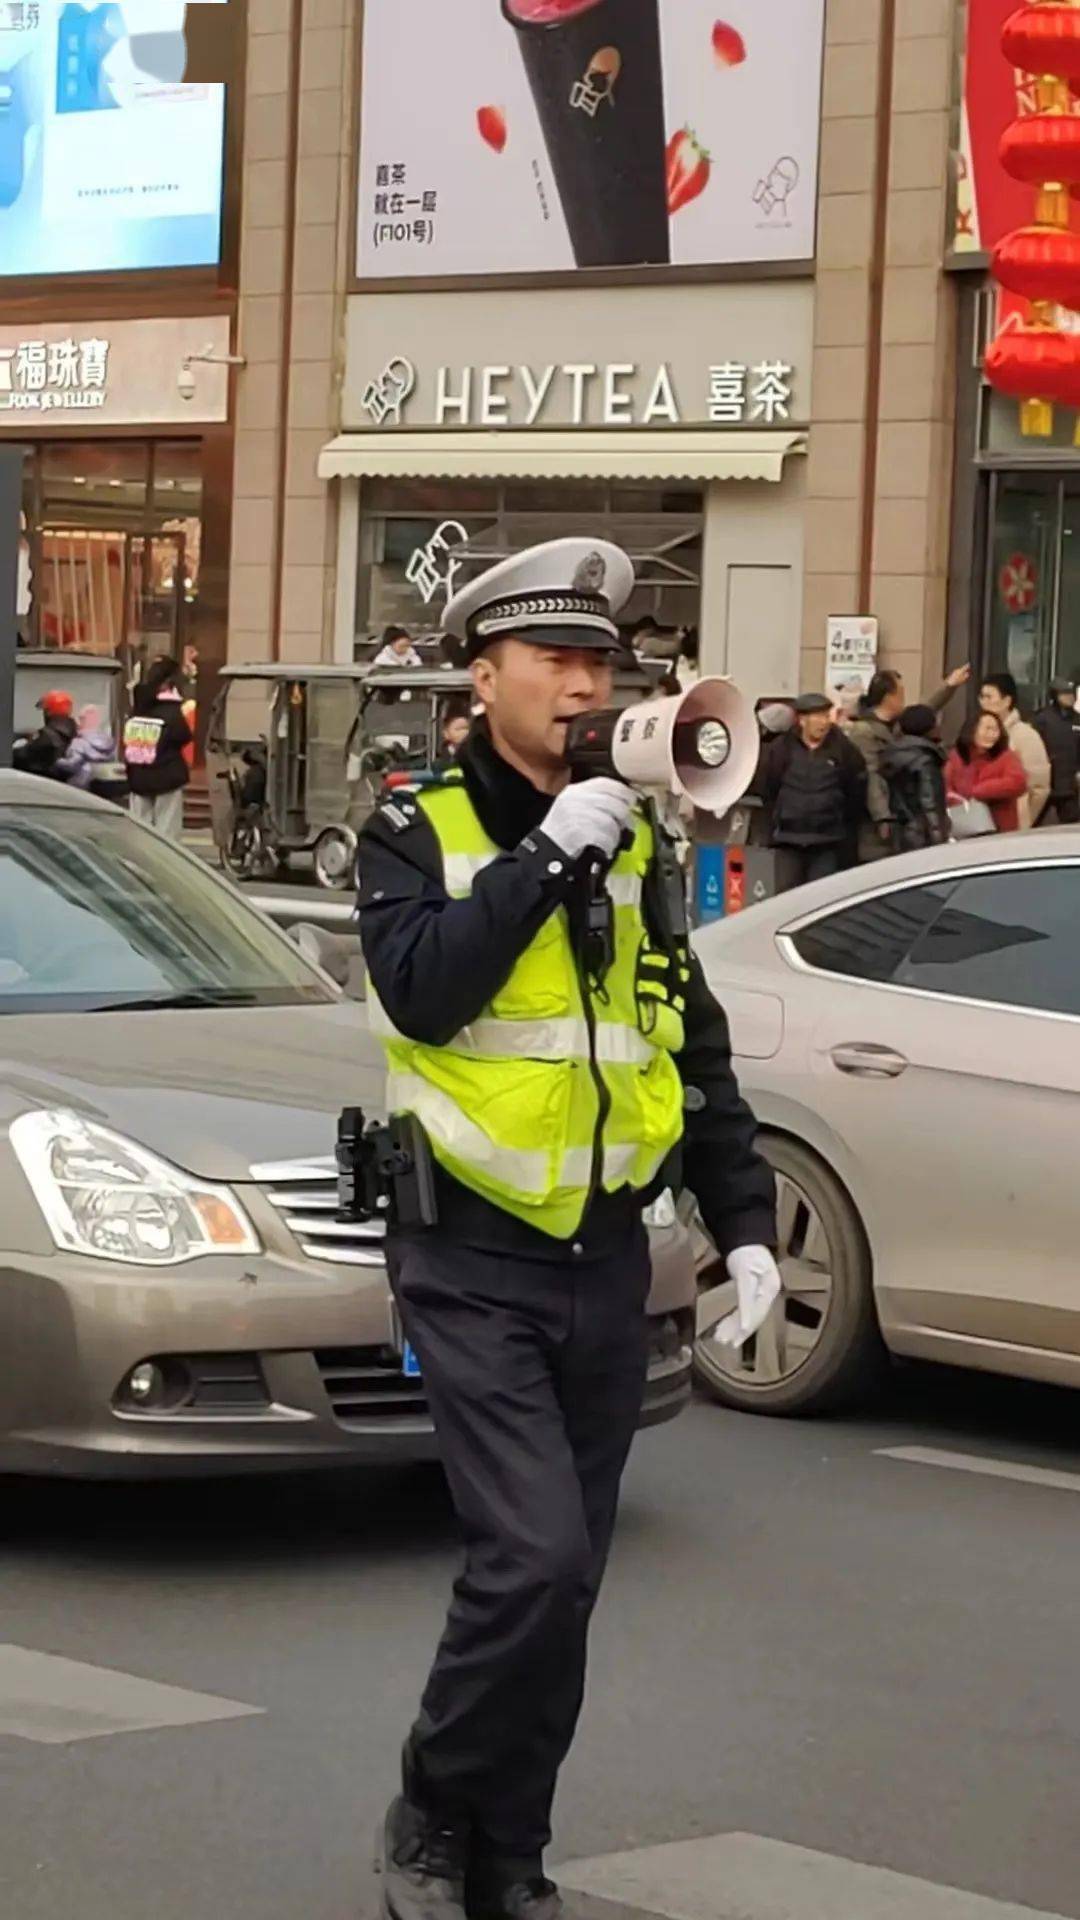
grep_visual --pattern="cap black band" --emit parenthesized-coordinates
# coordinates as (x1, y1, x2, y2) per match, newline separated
(470, 590, 617, 642)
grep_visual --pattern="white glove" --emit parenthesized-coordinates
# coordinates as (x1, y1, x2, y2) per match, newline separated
(715, 1244, 783, 1348)
(542, 778, 636, 863)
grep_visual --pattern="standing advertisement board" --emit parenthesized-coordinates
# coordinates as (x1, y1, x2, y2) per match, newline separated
(356, 0, 826, 281)
(826, 615, 879, 709)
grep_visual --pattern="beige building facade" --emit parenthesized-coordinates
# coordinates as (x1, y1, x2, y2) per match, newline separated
(806, 0, 960, 702)
(228, 0, 357, 667)
(326, 281, 812, 706)
(228, 0, 966, 704)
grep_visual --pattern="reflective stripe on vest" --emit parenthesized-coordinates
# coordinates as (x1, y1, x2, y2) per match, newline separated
(370, 997, 656, 1065)
(387, 1073, 637, 1195)
(606, 873, 643, 908)
(442, 850, 641, 910)
(443, 851, 496, 896)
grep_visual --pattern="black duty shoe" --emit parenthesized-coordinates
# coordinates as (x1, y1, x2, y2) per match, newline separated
(466, 1878, 564, 1920)
(377, 1795, 469, 1920)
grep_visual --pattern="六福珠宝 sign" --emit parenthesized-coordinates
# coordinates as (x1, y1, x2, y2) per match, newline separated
(0, 337, 110, 413)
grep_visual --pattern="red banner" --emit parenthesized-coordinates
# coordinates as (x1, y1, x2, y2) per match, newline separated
(956, 0, 1046, 254)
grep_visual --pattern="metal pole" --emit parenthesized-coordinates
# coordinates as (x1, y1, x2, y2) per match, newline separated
(0, 445, 24, 770)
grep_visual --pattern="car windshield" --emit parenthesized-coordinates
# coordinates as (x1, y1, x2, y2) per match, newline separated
(0, 805, 337, 1014)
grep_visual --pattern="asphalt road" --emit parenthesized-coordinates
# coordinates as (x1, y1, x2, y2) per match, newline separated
(4, 1366, 1080, 1920)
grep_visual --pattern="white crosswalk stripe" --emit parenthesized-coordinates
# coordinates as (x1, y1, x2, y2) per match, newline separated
(878, 1446, 1080, 1496)
(560, 1833, 1069, 1920)
(0, 1644, 262, 1744)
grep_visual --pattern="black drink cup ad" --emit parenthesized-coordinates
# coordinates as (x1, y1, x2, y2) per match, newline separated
(503, 0, 669, 269)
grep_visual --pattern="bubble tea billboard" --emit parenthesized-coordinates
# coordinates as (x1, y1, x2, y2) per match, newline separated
(355, 0, 826, 280)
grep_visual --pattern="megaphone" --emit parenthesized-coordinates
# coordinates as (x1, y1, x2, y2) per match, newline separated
(565, 677, 758, 816)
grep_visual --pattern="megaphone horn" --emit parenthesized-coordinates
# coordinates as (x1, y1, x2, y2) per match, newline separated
(565, 677, 758, 816)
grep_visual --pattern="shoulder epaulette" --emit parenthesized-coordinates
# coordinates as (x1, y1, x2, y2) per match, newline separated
(377, 792, 423, 834)
(377, 764, 466, 831)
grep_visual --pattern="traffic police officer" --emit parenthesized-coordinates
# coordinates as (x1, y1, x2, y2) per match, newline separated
(357, 539, 780, 1920)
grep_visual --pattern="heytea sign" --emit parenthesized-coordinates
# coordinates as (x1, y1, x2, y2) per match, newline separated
(358, 356, 798, 431)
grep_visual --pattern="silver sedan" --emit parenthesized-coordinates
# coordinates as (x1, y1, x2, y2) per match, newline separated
(0, 772, 694, 1477)
(693, 830, 1080, 1415)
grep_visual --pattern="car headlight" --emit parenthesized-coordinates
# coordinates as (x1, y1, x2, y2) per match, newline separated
(10, 1109, 260, 1267)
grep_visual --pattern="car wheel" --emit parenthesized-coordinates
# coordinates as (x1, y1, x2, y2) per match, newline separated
(691, 1136, 885, 1416)
(313, 825, 357, 891)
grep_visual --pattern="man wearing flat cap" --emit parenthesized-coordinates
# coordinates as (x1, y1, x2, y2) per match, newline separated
(356, 538, 778, 1920)
(762, 690, 867, 891)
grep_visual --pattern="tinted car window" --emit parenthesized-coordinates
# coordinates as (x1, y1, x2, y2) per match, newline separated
(0, 806, 336, 1014)
(790, 883, 956, 983)
(896, 867, 1080, 1017)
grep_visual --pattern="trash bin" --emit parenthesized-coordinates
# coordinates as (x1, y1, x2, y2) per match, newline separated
(693, 835, 783, 925)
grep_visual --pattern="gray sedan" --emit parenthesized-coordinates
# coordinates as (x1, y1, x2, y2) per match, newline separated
(0, 773, 693, 1477)
(693, 831, 1080, 1415)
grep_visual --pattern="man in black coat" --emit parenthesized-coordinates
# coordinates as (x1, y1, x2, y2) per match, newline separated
(12, 690, 78, 780)
(357, 537, 778, 1920)
(1034, 677, 1080, 825)
(763, 692, 867, 889)
(882, 704, 950, 850)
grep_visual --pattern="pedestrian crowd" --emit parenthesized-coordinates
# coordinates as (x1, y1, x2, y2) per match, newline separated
(11, 652, 196, 840)
(13, 628, 1080, 882)
(755, 665, 1080, 890)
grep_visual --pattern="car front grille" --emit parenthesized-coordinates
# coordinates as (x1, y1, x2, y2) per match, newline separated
(315, 1347, 427, 1426)
(250, 1156, 386, 1268)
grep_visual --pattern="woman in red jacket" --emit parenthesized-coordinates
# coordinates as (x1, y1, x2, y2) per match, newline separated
(945, 713, 1028, 833)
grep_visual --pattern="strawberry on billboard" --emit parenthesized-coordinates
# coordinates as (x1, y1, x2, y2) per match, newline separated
(955, 0, 1044, 254)
(355, 0, 825, 280)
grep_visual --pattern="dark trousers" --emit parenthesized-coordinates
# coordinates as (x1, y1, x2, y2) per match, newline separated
(776, 843, 843, 891)
(388, 1226, 650, 1873)
(1041, 794, 1080, 826)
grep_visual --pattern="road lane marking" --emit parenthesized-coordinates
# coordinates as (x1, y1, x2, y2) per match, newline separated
(877, 1446, 1080, 1496)
(560, 1832, 1069, 1920)
(0, 1645, 262, 1744)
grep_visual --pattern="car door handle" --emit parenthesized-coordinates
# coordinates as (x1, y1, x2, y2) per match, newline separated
(830, 1044, 909, 1079)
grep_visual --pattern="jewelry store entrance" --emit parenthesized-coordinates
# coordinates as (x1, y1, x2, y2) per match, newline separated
(20, 439, 205, 686)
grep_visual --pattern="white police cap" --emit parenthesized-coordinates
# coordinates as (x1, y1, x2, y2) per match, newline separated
(443, 537, 635, 667)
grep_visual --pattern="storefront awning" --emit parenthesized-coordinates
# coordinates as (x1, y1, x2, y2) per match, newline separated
(317, 430, 806, 485)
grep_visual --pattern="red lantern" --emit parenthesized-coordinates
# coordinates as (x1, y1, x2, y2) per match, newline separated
(1002, 4, 1080, 84)
(988, 0, 1080, 432)
(1000, 114, 1080, 184)
(993, 225, 1080, 308)
(985, 324, 1080, 434)
(999, 113, 1080, 222)
(999, 108, 1076, 175)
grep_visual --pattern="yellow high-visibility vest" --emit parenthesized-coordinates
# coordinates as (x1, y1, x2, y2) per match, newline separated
(371, 776, 687, 1240)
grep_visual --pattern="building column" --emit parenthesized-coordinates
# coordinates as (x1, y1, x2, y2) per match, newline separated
(332, 477, 360, 664)
(870, 0, 957, 700)
(803, 0, 958, 701)
(228, 0, 356, 668)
